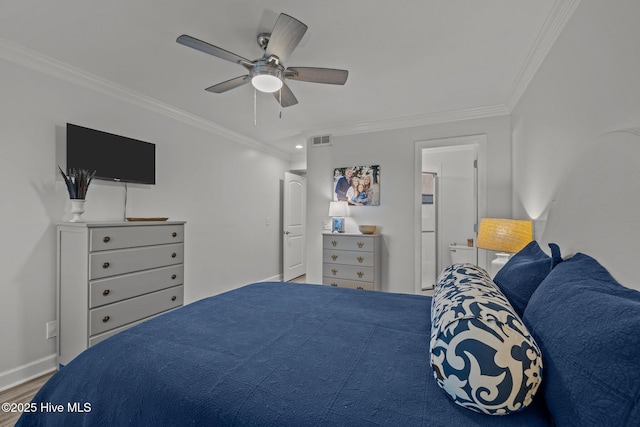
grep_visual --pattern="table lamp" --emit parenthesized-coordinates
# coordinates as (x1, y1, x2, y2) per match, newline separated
(477, 218, 533, 277)
(329, 201, 347, 233)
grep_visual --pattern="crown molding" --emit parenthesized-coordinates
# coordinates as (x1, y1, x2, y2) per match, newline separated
(302, 104, 510, 139)
(505, 0, 582, 111)
(1, 0, 580, 155)
(299, 1, 581, 140)
(0, 37, 290, 160)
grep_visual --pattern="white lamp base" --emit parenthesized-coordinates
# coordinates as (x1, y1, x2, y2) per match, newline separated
(490, 252, 511, 278)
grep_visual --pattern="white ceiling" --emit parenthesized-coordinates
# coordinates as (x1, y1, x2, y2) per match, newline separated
(0, 0, 567, 155)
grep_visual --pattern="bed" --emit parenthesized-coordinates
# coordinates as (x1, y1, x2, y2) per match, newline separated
(18, 281, 553, 426)
(17, 129, 640, 426)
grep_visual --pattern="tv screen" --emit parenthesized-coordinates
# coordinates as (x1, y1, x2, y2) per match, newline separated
(66, 123, 156, 184)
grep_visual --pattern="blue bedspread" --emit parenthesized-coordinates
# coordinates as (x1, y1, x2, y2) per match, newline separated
(18, 282, 550, 426)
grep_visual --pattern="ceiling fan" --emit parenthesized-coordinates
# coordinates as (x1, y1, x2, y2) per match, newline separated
(177, 13, 348, 108)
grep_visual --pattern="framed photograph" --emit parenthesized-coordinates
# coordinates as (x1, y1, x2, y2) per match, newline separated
(333, 165, 380, 206)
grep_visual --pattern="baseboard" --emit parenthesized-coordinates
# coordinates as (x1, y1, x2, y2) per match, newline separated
(262, 274, 283, 282)
(0, 354, 57, 392)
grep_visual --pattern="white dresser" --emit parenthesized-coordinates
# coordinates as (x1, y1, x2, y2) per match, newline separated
(57, 221, 185, 365)
(322, 233, 381, 291)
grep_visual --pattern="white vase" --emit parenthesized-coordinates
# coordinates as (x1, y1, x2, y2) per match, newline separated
(69, 199, 86, 223)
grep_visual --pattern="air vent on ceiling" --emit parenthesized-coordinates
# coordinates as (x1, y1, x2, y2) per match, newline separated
(310, 134, 332, 147)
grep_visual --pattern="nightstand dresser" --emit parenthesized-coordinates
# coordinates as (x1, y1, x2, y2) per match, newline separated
(57, 221, 185, 365)
(322, 233, 381, 291)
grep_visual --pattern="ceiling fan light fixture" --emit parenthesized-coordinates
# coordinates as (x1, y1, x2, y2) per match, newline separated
(251, 74, 283, 93)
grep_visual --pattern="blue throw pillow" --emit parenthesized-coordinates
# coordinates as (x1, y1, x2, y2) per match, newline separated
(493, 241, 562, 316)
(430, 264, 543, 415)
(523, 253, 640, 426)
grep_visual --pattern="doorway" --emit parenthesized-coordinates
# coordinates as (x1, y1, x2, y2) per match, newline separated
(414, 135, 487, 294)
(282, 171, 306, 281)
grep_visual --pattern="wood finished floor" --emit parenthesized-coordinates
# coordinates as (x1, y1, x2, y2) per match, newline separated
(0, 371, 55, 427)
(288, 274, 306, 283)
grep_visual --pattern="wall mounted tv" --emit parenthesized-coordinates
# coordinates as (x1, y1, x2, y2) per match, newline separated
(66, 123, 156, 184)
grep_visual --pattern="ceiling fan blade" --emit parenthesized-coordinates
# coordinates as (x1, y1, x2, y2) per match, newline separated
(265, 14, 308, 62)
(177, 35, 254, 68)
(205, 75, 251, 93)
(285, 67, 348, 85)
(273, 82, 298, 107)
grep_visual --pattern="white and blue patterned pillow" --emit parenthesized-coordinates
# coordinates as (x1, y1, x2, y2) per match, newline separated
(430, 263, 543, 415)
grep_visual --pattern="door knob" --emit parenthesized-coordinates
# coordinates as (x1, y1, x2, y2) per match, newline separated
(284, 231, 290, 235)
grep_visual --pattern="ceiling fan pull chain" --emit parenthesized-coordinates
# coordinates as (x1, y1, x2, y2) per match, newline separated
(254, 87, 257, 127)
(279, 88, 282, 119)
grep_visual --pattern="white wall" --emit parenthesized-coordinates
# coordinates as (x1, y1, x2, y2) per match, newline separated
(306, 115, 512, 294)
(511, 0, 640, 239)
(0, 54, 289, 389)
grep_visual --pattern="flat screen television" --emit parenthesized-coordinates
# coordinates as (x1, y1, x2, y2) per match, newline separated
(66, 123, 156, 184)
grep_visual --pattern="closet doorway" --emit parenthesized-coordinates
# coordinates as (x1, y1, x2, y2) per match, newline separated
(414, 135, 487, 294)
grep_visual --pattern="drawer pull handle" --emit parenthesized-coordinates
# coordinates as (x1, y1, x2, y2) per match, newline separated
(171, 296, 177, 301)
(331, 240, 337, 247)
(331, 255, 338, 261)
(330, 283, 338, 287)
(357, 242, 364, 248)
(357, 256, 364, 263)
(102, 316, 110, 323)
(331, 268, 338, 275)
(103, 236, 111, 243)
(102, 289, 110, 296)
(171, 274, 177, 280)
(172, 232, 177, 238)
(171, 252, 177, 258)
(357, 286, 364, 290)
(102, 262, 110, 269)
(357, 271, 364, 278)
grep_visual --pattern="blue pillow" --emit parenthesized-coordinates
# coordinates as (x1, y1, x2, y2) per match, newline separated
(430, 264, 543, 415)
(493, 241, 562, 316)
(523, 253, 640, 426)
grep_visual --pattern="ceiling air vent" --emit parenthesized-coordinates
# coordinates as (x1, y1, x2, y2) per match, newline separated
(310, 135, 332, 147)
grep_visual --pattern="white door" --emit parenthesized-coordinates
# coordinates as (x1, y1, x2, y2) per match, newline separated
(283, 172, 306, 281)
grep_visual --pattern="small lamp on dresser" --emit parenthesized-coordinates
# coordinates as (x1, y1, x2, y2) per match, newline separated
(329, 201, 348, 233)
(476, 218, 533, 277)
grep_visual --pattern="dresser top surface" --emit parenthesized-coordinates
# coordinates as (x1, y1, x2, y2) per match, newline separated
(57, 221, 186, 228)
(322, 232, 380, 237)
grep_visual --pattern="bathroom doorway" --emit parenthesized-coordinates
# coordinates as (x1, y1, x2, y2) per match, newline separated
(414, 135, 487, 294)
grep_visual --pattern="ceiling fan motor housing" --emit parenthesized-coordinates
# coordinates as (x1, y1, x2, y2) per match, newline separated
(251, 59, 283, 78)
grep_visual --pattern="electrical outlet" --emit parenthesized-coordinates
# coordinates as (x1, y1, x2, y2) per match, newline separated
(46, 321, 58, 339)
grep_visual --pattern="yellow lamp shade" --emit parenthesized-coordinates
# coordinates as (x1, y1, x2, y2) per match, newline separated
(476, 218, 533, 254)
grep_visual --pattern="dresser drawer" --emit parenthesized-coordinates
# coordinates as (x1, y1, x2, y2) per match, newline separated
(88, 316, 150, 347)
(90, 225, 184, 251)
(323, 277, 374, 291)
(323, 249, 374, 267)
(89, 243, 184, 279)
(90, 285, 183, 336)
(323, 264, 375, 282)
(323, 235, 374, 252)
(89, 265, 184, 308)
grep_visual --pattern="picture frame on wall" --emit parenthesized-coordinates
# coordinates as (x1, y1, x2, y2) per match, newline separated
(333, 165, 380, 206)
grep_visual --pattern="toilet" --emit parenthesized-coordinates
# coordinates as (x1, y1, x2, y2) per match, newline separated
(448, 243, 476, 265)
